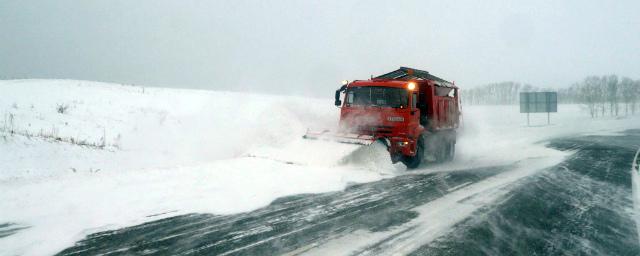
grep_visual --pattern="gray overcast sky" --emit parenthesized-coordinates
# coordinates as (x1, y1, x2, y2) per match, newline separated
(1, 0, 639, 96)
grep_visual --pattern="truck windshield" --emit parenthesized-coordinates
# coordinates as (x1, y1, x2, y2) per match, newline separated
(346, 86, 408, 108)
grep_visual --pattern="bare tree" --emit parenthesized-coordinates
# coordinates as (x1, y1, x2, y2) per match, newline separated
(619, 77, 634, 115)
(605, 75, 619, 116)
(633, 80, 640, 114)
(464, 75, 640, 119)
(582, 76, 601, 118)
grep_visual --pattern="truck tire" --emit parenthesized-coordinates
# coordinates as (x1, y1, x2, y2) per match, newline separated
(435, 134, 447, 163)
(402, 136, 424, 169)
(439, 141, 448, 163)
(446, 139, 456, 161)
(434, 131, 455, 163)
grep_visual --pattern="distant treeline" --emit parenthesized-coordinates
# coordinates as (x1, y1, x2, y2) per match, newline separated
(462, 76, 640, 118)
(461, 82, 544, 105)
(559, 75, 640, 117)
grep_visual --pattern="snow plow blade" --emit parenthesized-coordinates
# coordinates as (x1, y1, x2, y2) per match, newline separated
(303, 130, 376, 146)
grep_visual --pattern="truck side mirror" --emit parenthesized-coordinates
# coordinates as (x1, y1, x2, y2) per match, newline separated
(335, 85, 347, 107)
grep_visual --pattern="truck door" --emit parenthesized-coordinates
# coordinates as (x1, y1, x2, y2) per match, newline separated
(409, 92, 421, 129)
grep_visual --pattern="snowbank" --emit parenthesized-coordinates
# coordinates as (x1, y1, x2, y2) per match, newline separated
(0, 79, 341, 180)
(1, 79, 639, 255)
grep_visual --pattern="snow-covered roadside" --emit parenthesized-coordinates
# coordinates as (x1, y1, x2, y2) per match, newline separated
(1, 80, 639, 255)
(0, 79, 338, 180)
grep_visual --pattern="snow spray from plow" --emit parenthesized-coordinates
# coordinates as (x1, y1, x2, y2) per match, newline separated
(338, 140, 405, 173)
(245, 138, 402, 173)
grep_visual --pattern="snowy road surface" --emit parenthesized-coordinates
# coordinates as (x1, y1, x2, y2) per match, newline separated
(56, 130, 640, 255)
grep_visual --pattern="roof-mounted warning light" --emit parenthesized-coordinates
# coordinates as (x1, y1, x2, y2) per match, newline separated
(407, 82, 416, 90)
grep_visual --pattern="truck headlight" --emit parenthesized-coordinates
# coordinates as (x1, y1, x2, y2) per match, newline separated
(397, 141, 409, 147)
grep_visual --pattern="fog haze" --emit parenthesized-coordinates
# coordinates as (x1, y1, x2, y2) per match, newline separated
(1, 0, 639, 96)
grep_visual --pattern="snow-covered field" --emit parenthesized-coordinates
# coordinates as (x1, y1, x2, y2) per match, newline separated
(1, 80, 639, 255)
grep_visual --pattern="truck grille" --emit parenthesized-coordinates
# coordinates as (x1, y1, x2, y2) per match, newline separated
(356, 125, 394, 135)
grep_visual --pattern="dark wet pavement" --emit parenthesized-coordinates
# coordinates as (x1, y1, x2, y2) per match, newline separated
(413, 131, 640, 256)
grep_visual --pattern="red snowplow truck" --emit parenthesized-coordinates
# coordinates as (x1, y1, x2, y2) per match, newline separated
(305, 67, 460, 169)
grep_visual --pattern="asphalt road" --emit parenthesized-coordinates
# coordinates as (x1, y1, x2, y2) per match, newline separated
(57, 130, 640, 255)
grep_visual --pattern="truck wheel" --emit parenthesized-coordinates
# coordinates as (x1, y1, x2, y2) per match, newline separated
(402, 136, 424, 169)
(439, 142, 447, 163)
(435, 135, 447, 163)
(446, 140, 456, 161)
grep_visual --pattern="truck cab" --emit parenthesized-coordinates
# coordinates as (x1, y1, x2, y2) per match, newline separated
(334, 67, 460, 168)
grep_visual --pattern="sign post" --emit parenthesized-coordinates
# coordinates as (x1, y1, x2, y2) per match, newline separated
(519, 92, 557, 126)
